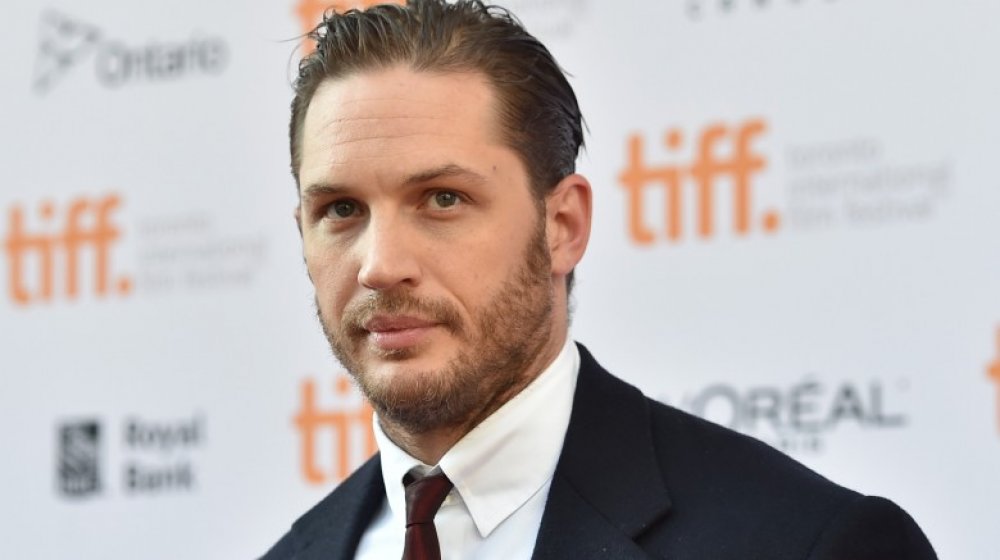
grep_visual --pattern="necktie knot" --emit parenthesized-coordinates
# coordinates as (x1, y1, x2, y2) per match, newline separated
(404, 472, 453, 526)
(402, 472, 453, 560)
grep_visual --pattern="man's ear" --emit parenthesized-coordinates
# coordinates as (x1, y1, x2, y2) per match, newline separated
(545, 173, 592, 279)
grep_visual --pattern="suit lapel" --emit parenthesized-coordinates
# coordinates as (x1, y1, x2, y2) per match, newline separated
(292, 455, 386, 560)
(531, 472, 657, 560)
(532, 344, 672, 559)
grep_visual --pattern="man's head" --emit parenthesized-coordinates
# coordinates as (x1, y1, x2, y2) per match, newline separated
(290, 0, 584, 200)
(290, 0, 591, 446)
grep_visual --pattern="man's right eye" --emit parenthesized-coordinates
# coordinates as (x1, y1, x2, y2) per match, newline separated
(328, 200, 359, 219)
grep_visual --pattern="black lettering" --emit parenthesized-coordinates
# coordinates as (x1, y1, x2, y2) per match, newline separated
(691, 385, 741, 429)
(743, 387, 782, 432)
(868, 382, 906, 427)
(96, 37, 228, 88)
(789, 381, 823, 432)
(123, 461, 195, 493)
(123, 415, 204, 451)
(157, 44, 182, 77)
(827, 383, 866, 426)
(96, 43, 129, 87)
(199, 39, 228, 74)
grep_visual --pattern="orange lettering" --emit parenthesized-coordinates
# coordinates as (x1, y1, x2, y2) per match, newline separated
(4, 205, 50, 304)
(294, 374, 376, 485)
(619, 119, 774, 245)
(988, 328, 1000, 434)
(690, 124, 729, 238)
(619, 135, 659, 245)
(3, 194, 127, 305)
(733, 119, 768, 234)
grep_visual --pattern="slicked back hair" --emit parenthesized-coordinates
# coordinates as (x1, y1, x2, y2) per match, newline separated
(289, 0, 585, 199)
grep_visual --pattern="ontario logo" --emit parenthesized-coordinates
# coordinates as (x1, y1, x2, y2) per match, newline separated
(3, 193, 132, 306)
(619, 118, 777, 245)
(33, 11, 101, 93)
(33, 10, 228, 94)
(294, 373, 377, 485)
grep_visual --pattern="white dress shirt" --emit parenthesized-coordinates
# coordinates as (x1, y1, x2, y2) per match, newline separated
(354, 338, 580, 560)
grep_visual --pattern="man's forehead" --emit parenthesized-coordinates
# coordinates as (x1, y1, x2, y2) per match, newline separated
(303, 68, 497, 137)
(298, 67, 509, 184)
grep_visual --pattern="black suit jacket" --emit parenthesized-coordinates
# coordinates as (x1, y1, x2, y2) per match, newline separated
(263, 344, 937, 559)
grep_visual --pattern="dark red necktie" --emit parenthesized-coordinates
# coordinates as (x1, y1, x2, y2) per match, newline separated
(402, 472, 454, 560)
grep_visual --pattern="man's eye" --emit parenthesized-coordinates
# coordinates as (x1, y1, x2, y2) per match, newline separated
(431, 191, 460, 209)
(328, 200, 358, 219)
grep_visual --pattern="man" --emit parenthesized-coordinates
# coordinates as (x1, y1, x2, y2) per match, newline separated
(264, 1, 937, 558)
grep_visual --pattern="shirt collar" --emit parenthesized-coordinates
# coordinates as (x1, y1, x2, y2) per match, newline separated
(374, 338, 580, 537)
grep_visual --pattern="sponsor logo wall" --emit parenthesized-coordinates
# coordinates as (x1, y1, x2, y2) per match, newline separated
(2, 1, 998, 559)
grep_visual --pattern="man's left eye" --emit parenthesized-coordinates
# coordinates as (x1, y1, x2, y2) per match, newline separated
(431, 191, 460, 209)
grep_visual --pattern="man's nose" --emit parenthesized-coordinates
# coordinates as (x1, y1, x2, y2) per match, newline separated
(356, 215, 421, 291)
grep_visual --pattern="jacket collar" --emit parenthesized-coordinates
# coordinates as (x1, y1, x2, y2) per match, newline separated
(531, 343, 673, 559)
(291, 455, 385, 560)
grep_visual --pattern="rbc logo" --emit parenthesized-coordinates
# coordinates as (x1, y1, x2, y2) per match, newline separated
(3, 194, 131, 306)
(619, 119, 778, 245)
(58, 420, 102, 498)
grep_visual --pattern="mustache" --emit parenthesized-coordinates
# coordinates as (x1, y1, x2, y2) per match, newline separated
(342, 290, 464, 337)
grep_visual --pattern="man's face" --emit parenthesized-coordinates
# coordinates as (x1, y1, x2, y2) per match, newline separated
(297, 66, 557, 433)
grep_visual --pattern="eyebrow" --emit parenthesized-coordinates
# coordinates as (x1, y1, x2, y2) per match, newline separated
(302, 163, 489, 202)
(403, 163, 488, 187)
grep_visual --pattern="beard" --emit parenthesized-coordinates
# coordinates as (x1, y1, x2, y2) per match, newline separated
(315, 218, 555, 434)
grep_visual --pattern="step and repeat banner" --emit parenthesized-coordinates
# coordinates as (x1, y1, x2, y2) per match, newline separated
(2, 0, 997, 558)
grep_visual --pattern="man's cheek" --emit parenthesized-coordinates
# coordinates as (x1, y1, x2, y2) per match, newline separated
(310, 260, 346, 291)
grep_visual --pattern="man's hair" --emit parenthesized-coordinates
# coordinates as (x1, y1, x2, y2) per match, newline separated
(289, 0, 585, 293)
(289, 0, 584, 196)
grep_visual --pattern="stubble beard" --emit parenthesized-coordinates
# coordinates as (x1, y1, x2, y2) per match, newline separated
(316, 219, 555, 435)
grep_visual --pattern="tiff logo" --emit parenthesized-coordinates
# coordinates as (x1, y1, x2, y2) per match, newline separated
(988, 327, 1000, 435)
(58, 420, 102, 497)
(294, 375, 377, 485)
(3, 194, 132, 306)
(619, 119, 777, 245)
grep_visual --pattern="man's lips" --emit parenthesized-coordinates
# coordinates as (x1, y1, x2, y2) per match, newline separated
(364, 315, 438, 332)
(362, 315, 440, 351)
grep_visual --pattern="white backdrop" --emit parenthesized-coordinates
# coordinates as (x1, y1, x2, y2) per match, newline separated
(2, 1, 997, 558)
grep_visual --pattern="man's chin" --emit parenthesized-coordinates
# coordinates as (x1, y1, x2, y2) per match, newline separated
(354, 364, 471, 432)
(366, 345, 418, 362)
(354, 354, 450, 389)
